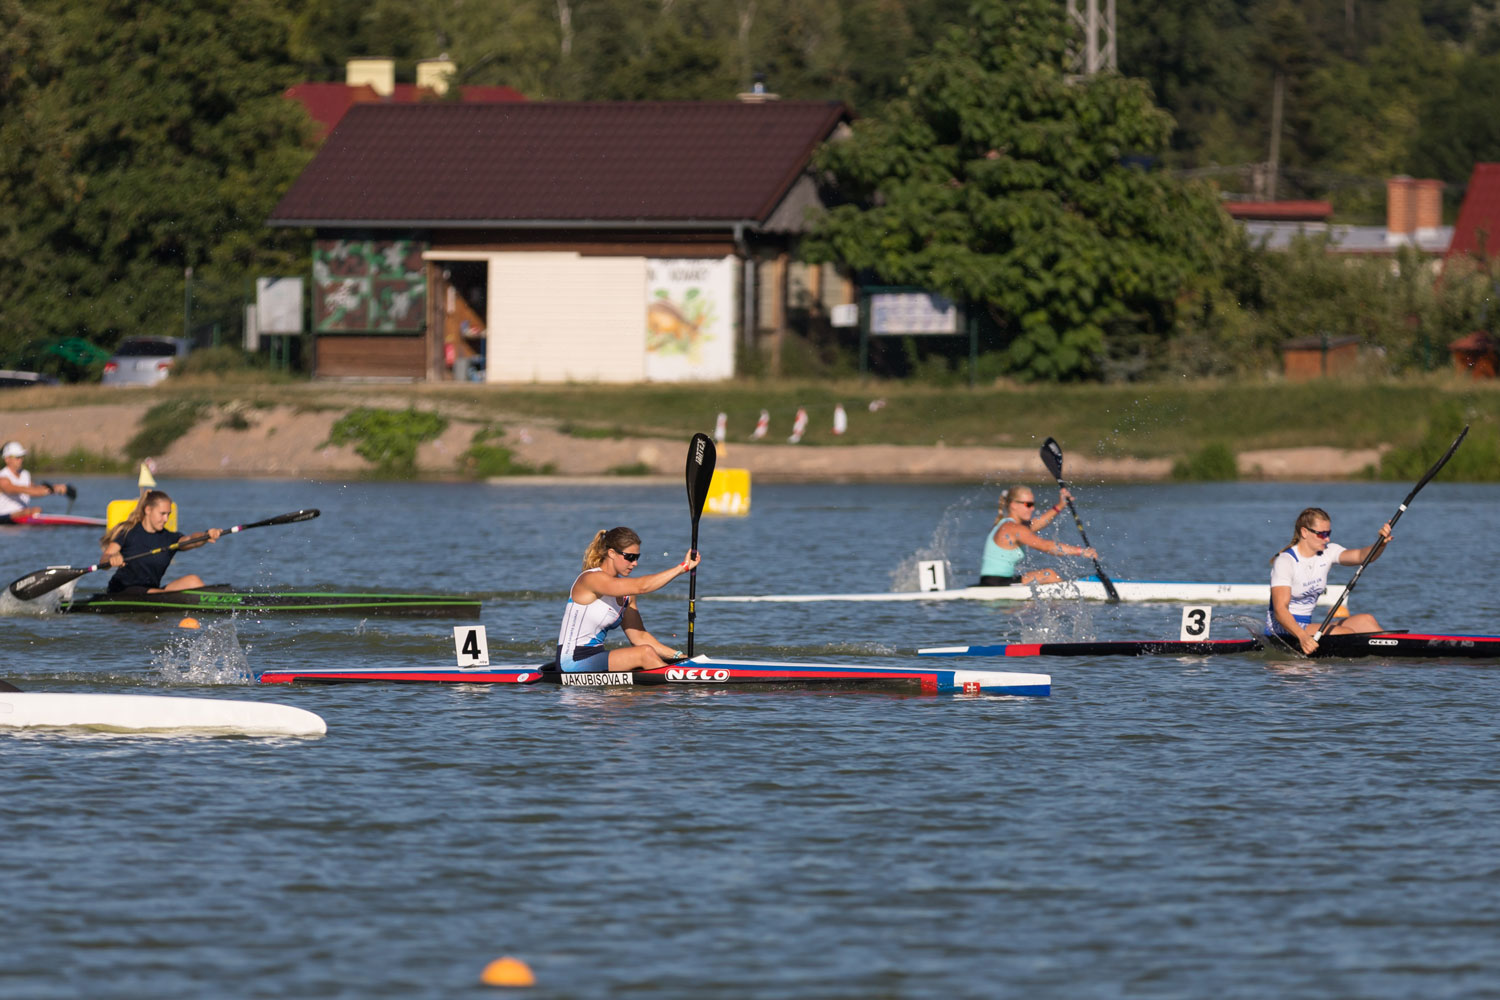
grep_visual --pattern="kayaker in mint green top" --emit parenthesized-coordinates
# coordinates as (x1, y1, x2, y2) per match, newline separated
(978, 485, 1097, 586)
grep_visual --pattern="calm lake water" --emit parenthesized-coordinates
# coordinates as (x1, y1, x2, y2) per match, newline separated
(4, 474, 1499, 999)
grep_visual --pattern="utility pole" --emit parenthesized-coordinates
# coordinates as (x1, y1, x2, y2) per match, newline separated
(1067, 0, 1117, 76)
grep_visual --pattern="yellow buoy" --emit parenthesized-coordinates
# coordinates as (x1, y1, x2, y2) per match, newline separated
(178, 618, 200, 630)
(479, 956, 535, 987)
(704, 467, 751, 517)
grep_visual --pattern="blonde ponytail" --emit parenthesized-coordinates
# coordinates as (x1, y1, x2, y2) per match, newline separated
(1270, 507, 1330, 565)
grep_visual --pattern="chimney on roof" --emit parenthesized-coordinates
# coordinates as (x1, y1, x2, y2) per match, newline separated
(417, 56, 456, 96)
(346, 58, 395, 98)
(1414, 178, 1443, 240)
(1386, 176, 1415, 244)
(737, 72, 779, 103)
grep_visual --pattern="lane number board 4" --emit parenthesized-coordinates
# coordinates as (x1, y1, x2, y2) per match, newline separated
(455, 625, 490, 667)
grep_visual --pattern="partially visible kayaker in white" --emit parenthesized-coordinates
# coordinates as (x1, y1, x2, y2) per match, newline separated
(0, 441, 72, 524)
(1267, 506, 1392, 655)
(978, 484, 1096, 586)
(557, 526, 700, 672)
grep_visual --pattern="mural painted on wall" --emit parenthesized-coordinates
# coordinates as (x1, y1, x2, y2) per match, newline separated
(313, 240, 427, 333)
(644, 257, 735, 381)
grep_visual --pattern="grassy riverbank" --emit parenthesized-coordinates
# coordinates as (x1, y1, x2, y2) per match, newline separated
(3, 375, 1497, 479)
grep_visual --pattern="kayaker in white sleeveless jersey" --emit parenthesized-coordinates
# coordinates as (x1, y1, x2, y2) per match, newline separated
(978, 485, 1095, 586)
(0, 441, 72, 524)
(1267, 506, 1391, 655)
(556, 526, 700, 672)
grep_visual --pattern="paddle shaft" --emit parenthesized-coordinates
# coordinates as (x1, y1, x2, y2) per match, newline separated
(1310, 427, 1467, 641)
(1039, 438, 1120, 603)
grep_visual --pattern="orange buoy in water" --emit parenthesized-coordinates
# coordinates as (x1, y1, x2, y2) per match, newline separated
(480, 956, 535, 987)
(178, 617, 201, 629)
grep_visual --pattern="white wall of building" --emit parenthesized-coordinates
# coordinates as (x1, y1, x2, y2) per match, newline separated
(486, 253, 647, 383)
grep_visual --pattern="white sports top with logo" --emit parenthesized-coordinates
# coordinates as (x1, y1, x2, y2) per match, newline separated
(1266, 541, 1346, 631)
(557, 569, 630, 650)
(0, 466, 33, 516)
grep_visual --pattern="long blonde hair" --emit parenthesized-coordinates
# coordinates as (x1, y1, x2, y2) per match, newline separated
(582, 526, 641, 569)
(1270, 507, 1330, 564)
(102, 489, 172, 547)
(993, 486, 1034, 526)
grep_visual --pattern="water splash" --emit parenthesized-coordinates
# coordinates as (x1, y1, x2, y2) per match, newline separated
(887, 491, 987, 592)
(151, 619, 255, 686)
(0, 579, 75, 617)
(1013, 582, 1098, 643)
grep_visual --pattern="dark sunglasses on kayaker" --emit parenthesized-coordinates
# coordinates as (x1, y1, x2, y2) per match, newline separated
(615, 550, 640, 563)
(1014, 499, 1035, 508)
(1308, 529, 1331, 539)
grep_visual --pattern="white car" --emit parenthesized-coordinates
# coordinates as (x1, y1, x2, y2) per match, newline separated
(101, 336, 193, 385)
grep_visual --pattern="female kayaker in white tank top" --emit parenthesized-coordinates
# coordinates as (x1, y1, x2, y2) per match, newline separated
(1267, 506, 1391, 655)
(556, 526, 701, 672)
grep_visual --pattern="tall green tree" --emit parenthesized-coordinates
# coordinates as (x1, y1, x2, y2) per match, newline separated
(0, 0, 314, 360)
(804, 0, 1240, 381)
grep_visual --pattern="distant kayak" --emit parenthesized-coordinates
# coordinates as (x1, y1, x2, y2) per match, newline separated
(3, 512, 108, 528)
(61, 586, 481, 617)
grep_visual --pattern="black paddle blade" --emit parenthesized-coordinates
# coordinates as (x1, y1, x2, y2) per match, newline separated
(1040, 437, 1065, 482)
(686, 434, 716, 522)
(9, 565, 95, 602)
(241, 508, 320, 530)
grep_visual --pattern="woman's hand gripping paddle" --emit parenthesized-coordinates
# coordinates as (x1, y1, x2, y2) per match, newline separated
(684, 434, 717, 657)
(1308, 425, 1467, 645)
(7, 508, 321, 601)
(1039, 437, 1120, 603)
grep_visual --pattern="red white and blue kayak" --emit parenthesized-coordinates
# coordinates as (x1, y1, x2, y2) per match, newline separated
(258, 653, 1051, 696)
(3, 512, 107, 528)
(918, 631, 1500, 660)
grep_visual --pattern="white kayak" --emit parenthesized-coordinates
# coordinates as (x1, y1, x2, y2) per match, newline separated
(703, 578, 1349, 605)
(0, 692, 327, 736)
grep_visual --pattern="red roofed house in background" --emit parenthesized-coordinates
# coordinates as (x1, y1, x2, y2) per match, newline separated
(1442, 164, 1500, 379)
(284, 57, 526, 141)
(268, 99, 853, 381)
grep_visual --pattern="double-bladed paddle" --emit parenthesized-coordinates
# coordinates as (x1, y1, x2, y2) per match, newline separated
(684, 433, 717, 656)
(1309, 426, 1467, 645)
(7, 508, 321, 601)
(1039, 437, 1120, 603)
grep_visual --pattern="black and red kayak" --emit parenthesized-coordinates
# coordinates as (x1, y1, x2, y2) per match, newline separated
(2, 512, 107, 528)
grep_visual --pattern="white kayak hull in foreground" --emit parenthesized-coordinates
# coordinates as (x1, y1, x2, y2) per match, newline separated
(703, 578, 1349, 605)
(0, 692, 327, 736)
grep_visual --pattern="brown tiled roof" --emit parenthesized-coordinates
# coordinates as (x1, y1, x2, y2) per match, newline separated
(1222, 200, 1333, 222)
(269, 101, 850, 227)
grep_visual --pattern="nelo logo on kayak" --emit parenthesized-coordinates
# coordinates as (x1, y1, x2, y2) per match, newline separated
(666, 668, 730, 682)
(1369, 639, 1398, 646)
(560, 672, 634, 687)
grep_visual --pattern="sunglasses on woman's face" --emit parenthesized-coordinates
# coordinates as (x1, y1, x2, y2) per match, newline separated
(616, 551, 641, 563)
(1014, 500, 1035, 508)
(1308, 529, 1331, 539)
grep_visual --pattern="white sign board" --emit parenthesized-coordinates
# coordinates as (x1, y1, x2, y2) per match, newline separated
(1179, 606, 1211, 641)
(644, 258, 736, 381)
(454, 625, 490, 667)
(830, 303, 859, 328)
(256, 277, 305, 334)
(917, 560, 948, 592)
(869, 292, 958, 335)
